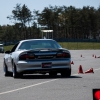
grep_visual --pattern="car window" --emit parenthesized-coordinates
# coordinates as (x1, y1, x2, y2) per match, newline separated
(10, 43, 19, 52)
(18, 40, 62, 50)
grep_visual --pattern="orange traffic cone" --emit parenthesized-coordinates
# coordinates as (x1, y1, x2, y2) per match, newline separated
(85, 68, 94, 73)
(92, 54, 94, 57)
(78, 65, 84, 74)
(71, 61, 74, 65)
(97, 56, 100, 58)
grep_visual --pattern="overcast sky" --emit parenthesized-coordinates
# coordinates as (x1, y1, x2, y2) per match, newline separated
(0, 0, 100, 25)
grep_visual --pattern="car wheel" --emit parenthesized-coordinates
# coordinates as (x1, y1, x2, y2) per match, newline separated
(3, 61, 10, 76)
(2, 51, 4, 53)
(12, 63, 23, 78)
(12, 63, 19, 78)
(61, 68, 71, 77)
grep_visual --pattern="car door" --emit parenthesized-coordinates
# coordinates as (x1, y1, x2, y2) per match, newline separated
(7, 43, 19, 71)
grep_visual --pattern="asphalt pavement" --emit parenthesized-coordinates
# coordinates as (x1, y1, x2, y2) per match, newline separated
(0, 50, 100, 100)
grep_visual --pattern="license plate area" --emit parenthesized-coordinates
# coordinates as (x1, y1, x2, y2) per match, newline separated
(42, 62, 52, 68)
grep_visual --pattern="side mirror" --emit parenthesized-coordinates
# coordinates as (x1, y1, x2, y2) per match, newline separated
(5, 50, 11, 54)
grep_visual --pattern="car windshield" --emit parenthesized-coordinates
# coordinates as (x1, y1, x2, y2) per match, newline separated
(18, 40, 62, 50)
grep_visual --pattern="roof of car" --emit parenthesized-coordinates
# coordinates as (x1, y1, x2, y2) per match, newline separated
(20, 39, 54, 42)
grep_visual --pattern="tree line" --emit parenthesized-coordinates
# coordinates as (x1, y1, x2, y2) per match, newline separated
(0, 3, 100, 43)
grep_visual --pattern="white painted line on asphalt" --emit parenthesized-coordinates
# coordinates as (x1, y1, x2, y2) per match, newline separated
(0, 68, 100, 95)
(0, 79, 58, 95)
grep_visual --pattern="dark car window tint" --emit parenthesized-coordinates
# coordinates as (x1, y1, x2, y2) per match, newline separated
(18, 40, 62, 50)
(10, 43, 19, 52)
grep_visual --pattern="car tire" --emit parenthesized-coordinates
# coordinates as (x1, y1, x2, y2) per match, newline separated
(3, 61, 10, 76)
(61, 68, 71, 77)
(12, 62, 23, 78)
(2, 51, 4, 53)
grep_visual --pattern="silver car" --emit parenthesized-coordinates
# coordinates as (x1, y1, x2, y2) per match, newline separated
(3, 39, 71, 78)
